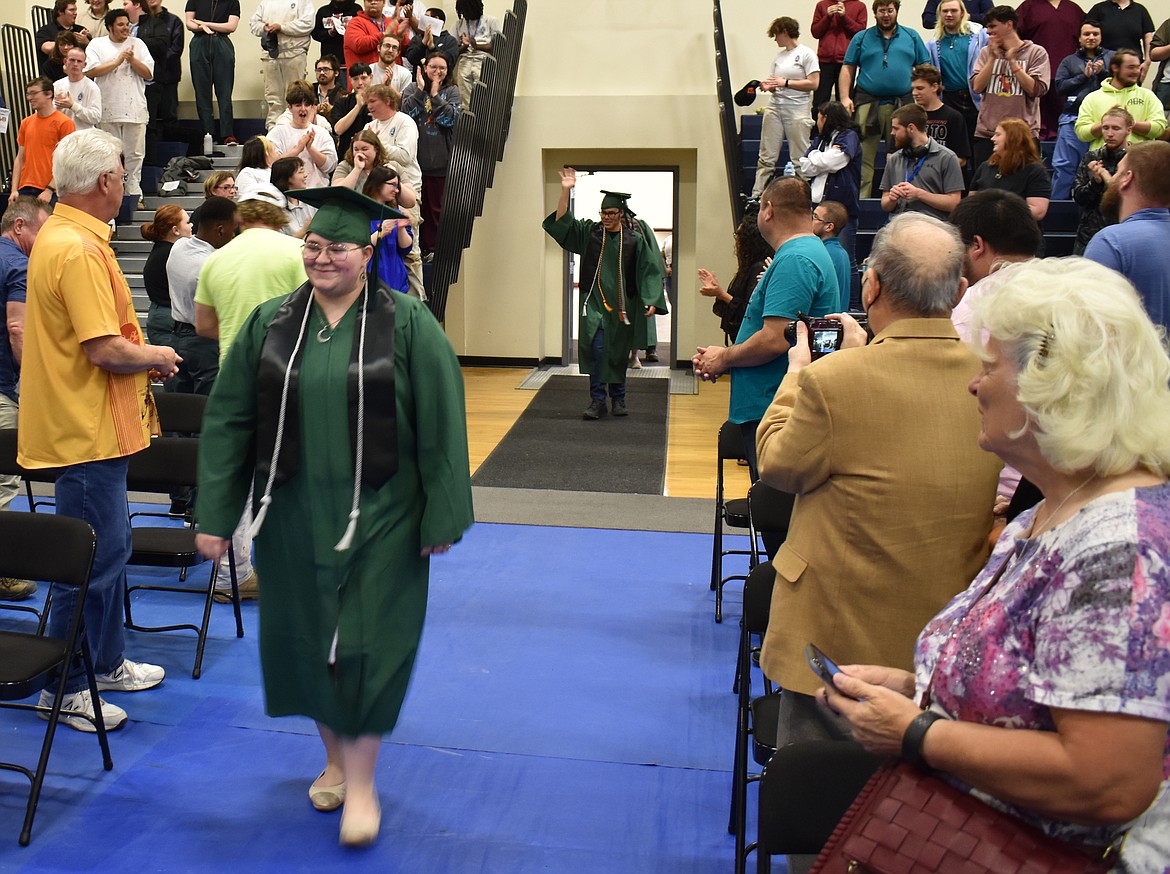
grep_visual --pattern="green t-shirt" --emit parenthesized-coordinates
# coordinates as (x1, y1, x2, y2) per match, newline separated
(194, 227, 309, 362)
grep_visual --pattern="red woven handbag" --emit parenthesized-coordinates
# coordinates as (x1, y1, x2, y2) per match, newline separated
(809, 760, 1118, 874)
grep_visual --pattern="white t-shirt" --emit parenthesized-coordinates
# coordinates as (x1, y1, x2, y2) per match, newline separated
(266, 122, 339, 189)
(364, 112, 421, 189)
(769, 44, 819, 109)
(53, 74, 103, 130)
(84, 35, 153, 123)
(371, 62, 411, 94)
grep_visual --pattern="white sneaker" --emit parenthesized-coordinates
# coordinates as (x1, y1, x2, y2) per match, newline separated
(38, 689, 128, 733)
(95, 659, 165, 692)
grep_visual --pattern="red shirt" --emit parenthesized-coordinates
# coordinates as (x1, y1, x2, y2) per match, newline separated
(343, 11, 385, 69)
(810, 0, 869, 63)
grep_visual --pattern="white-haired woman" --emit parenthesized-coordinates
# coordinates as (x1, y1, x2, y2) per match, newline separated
(822, 257, 1170, 871)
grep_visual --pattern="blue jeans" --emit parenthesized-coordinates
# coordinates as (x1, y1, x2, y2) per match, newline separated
(50, 457, 132, 692)
(588, 325, 625, 403)
(1050, 114, 1088, 201)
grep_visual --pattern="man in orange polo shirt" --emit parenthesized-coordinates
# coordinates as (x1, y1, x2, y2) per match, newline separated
(11, 76, 75, 200)
(19, 129, 181, 733)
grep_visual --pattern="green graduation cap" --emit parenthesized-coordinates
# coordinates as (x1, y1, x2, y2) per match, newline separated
(600, 190, 636, 216)
(292, 186, 406, 246)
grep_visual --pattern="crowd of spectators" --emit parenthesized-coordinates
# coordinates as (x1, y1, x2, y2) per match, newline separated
(736, 0, 1168, 298)
(15, 0, 487, 249)
(702, 6, 1170, 867)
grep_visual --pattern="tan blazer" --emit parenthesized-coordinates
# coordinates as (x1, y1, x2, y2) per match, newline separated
(756, 318, 1002, 695)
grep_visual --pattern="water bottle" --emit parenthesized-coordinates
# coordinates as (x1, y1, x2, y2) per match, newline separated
(203, 133, 213, 155)
(783, 161, 795, 177)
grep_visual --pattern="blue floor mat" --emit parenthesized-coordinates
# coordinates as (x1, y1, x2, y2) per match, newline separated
(0, 519, 757, 872)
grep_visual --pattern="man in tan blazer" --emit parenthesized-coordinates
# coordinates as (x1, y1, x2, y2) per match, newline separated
(756, 212, 1001, 744)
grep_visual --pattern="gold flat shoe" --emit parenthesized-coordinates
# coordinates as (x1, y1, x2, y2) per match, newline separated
(339, 796, 381, 847)
(309, 770, 346, 812)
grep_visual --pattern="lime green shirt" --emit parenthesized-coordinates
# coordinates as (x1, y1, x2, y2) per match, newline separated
(193, 227, 308, 362)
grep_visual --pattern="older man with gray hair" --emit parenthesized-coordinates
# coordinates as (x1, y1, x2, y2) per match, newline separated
(19, 128, 180, 732)
(755, 213, 1001, 778)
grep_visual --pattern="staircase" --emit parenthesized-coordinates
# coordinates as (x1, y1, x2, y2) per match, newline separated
(114, 144, 241, 316)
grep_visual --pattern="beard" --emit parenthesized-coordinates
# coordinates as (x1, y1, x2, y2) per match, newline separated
(1100, 178, 1121, 223)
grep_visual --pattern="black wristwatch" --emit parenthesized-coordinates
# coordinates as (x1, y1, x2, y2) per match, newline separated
(902, 710, 946, 770)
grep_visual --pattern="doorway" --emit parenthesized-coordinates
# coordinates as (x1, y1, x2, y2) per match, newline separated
(560, 168, 678, 368)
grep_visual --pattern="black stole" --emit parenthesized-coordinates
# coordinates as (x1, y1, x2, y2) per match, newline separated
(255, 280, 399, 491)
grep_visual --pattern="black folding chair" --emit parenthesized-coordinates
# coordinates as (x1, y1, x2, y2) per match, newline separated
(0, 430, 59, 629)
(729, 560, 778, 874)
(711, 420, 757, 623)
(0, 511, 113, 846)
(123, 437, 243, 679)
(754, 741, 885, 871)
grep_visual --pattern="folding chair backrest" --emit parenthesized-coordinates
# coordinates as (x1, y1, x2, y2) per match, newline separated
(0, 428, 58, 483)
(125, 437, 200, 493)
(151, 390, 208, 434)
(743, 561, 775, 636)
(758, 740, 885, 856)
(749, 483, 796, 540)
(717, 419, 744, 462)
(0, 513, 95, 593)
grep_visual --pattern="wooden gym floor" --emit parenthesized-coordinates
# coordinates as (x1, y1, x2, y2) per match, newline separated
(462, 366, 752, 499)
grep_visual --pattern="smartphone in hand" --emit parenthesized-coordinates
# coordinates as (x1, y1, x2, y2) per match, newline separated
(805, 643, 842, 686)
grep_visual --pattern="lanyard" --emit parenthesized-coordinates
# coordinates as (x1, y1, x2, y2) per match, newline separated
(905, 153, 927, 184)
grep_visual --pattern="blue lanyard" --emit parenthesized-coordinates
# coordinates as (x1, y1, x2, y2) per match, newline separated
(905, 154, 927, 184)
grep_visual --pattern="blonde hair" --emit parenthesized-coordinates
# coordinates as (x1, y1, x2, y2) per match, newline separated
(969, 257, 1170, 476)
(933, 0, 972, 40)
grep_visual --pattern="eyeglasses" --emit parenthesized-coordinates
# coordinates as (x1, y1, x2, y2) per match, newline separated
(315, 66, 335, 73)
(303, 241, 364, 258)
(383, 179, 400, 186)
(811, 212, 827, 223)
(599, 209, 622, 219)
(104, 170, 128, 184)
(214, 184, 237, 193)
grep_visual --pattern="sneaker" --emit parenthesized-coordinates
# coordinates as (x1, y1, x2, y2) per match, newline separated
(223, 136, 239, 146)
(38, 688, 127, 733)
(644, 350, 659, 363)
(213, 569, 260, 604)
(95, 659, 165, 692)
(611, 398, 628, 417)
(0, 577, 37, 601)
(582, 399, 607, 420)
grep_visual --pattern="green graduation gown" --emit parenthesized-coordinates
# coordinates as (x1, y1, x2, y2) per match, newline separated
(543, 209, 668, 383)
(196, 290, 474, 737)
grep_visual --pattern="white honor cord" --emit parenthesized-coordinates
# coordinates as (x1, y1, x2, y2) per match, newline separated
(334, 280, 369, 551)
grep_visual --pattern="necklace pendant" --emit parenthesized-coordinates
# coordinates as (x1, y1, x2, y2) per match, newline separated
(317, 324, 332, 343)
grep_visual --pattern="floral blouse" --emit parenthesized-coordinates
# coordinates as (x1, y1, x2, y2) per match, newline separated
(914, 483, 1170, 873)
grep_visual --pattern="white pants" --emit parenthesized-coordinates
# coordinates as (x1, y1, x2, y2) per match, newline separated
(98, 121, 146, 196)
(454, 54, 485, 109)
(215, 501, 254, 588)
(753, 104, 813, 197)
(262, 54, 307, 130)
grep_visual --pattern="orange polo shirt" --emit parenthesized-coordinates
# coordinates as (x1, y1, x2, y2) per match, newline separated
(18, 202, 157, 468)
